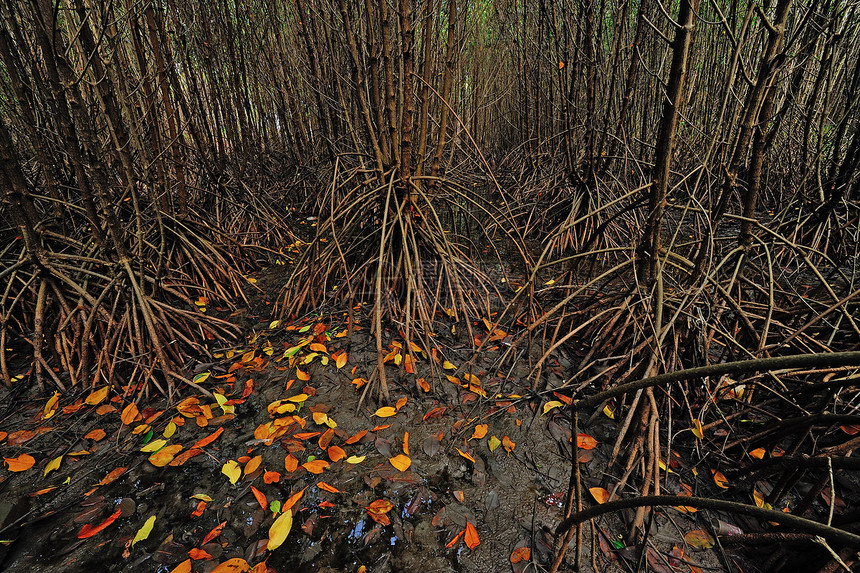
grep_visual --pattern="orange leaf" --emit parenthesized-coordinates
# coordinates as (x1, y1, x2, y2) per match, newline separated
(303, 459, 329, 474)
(296, 368, 310, 381)
(120, 403, 139, 425)
(457, 449, 475, 463)
(404, 354, 414, 374)
(576, 434, 598, 450)
(510, 547, 531, 563)
(284, 454, 299, 472)
(188, 548, 213, 560)
(395, 396, 408, 411)
(464, 521, 480, 549)
(750, 447, 766, 459)
(403, 432, 410, 455)
(169, 448, 202, 467)
(210, 558, 250, 573)
(191, 500, 207, 517)
(345, 430, 367, 444)
(389, 454, 412, 471)
(502, 436, 516, 452)
(294, 431, 321, 441)
(318, 428, 335, 449)
(85, 428, 107, 441)
(684, 529, 715, 549)
(589, 487, 610, 504)
(367, 499, 394, 514)
(471, 424, 488, 440)
(283, 487, 306, 512)
(446, 530, 464, 548)
(309, 342, 327, 353)
(371, 424, 390, 431)
(264, 470, 281, 484)
(422, 407, 446, 421)
(97, 466, 128, 485)
(149, 444, 183, 467)
(317, 481, 342, 493)
(192, 426, 224, 449)
(78, 508, 121, 538)
(712, 470, 729, 489)
(335, 351, 347, 369)
(84, 386, 109, 406)
(244, 455, 262, 475)
(169, 559, 192, 573)
(201, 520, 226, 545)
(417, 378, 430, 392)
(327, 445, 346, 462)
(250, 486, 267, 510)
(4, 454, 35, 472)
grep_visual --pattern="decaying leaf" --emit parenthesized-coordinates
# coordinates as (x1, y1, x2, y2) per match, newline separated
(684, 529, 715, 549)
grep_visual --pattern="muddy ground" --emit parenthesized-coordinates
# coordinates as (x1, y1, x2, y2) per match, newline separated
(0, 282, 843, 573)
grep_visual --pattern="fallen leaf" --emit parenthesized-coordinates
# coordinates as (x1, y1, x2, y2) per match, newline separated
(712, 470, 729, 489)
(464, 521, 480, 549)
(684, 529, 715, 549)
(44, 455, 63, 476)
(268, 510, 293, 550)
(417, 378, 430, 392)
(510, 547, 531, 563)
(303, 459, 329, 474)
(97, 466, 127, 485)
(244, 455, 263, 475)
(543, 400, 564, 415)
(201, 520, 226, 545)
(85, 428, 107, 441)
(121, 403, 139, 425)
(471, 424, 488, 440)
(422, 407, 447, 421)
(317, 481, 342, 493)
(132, 515, 156, 547)
(188, 548, 212, 560)
(346, 455, 366, 464)
(589, 487, 610, 504)
(192, 426, 224, 449)
(692, 419, 704, 439)
(488, 436, 501, 452)
(446, 529, 464, 548)
(367, 499, 394, 514)
(222, 460, 241, 484)
(78, 508, 121, 538)
(374, 406, 397, 418)
(84, 387, 109, 405)
(345, 430, 367, 444)
(149, 444, 183, 467)
(140, 439, 167, 453)
(395, 396, 408, 411)
(328, 445, 346, 462)
(210, 557, 250, 573)
(750, 448, 766, 459)
(457, 448, 475, 463)
(168, 559, 192, 573)
(576, 433, 598, 450)
(502, 436, 516, 452)
(264, 470, 281, 484)
(251, 486, 268, 510)
(284, 454, 299, 472)
(335, 351, 347, 369)
(389, 454, 411, 471)
(4, 454, 35, 472)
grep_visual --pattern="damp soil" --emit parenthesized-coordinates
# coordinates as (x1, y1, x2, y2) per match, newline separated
(0, 276, 802, 573)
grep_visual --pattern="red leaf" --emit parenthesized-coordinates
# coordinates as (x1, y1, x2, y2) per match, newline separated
(78, 508, 122, 538)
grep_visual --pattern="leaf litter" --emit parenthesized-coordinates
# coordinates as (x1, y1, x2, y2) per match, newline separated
(0, 307, 739, 573)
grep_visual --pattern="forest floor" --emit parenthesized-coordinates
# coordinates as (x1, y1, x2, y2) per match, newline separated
(0, 267, 853, 573)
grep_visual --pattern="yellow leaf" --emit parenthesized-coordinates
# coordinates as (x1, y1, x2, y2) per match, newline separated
(543, 400, 564, 415)
(84, 386, 109, 406)
(488, 436, 501, 452)
(312, 412, 329, 425)
(222, 460, 241, 484)
(692, 419, 704, 439)
(43, 391, 60, 419)
(471, 424, 488, 440)
(389, 454, 412, 471)
(132, 515, 156, 547)
(287, 393, 309, 403)
(373, 406, 397, 418)
(442, 360, 456, 370)
(335, 352, 347, 369)
(214, 393, 234, 414)
(140, 439, 167, 453)
(192, 372, 211, 385)
(267, 509, 293, 550)
(753, 489, 771, 509)
(163, 421, 177, 438)
(589, 487, 610, 504)
(346, 455, 366, 464)
(191, 494, 213, 501)
(603, 405, 615, 419)
(44, 455, 63, 476)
